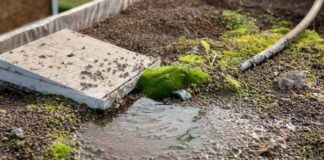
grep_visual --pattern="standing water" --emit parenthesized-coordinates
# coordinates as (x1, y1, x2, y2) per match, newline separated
(78, 97, 214, 159)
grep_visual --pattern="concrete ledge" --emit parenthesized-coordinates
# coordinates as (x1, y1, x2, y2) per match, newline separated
(0, 29, 160, 109)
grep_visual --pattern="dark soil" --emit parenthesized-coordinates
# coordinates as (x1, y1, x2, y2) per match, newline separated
(0, 90, 96, 159)
(0, 88, 141, 159)
(81, 0, 324, 159)
(81, 0, 226, 60)
(207, 0, 324, 35)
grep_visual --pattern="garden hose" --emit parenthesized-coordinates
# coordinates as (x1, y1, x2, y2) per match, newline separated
(239, 0, 324, 72)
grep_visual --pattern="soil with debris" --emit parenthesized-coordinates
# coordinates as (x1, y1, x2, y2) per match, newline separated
(82, 0, 226, 60)
(81, 0, 324, 159)
(0, 0, 323, 159)
(0, 88, 139, 159)
(0, 90, 94, 159)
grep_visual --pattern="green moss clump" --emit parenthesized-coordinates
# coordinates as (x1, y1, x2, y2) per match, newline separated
(47, 138, 73, 160)
(219, 10, 259, 32)
(179, 55, 205, 64)
(138, 65, 210, 100)
(223, 75, 241, 92)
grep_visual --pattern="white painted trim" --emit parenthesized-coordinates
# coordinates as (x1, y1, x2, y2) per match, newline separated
(0, 0, 139, 54)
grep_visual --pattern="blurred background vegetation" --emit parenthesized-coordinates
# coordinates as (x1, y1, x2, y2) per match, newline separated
(59, 0, 92, 12)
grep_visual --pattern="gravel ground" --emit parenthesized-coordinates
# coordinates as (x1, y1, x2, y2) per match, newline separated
(81, 0, 324, 159)
(1, 0, 323, 159)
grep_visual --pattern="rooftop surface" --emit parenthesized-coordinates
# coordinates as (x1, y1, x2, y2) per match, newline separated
(0, 29, 160, 109)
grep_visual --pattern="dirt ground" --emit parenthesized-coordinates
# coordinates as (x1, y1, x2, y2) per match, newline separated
(82, 0, 323, 159)
(0, 0, 323, 159)
(0, 0, 52, 34)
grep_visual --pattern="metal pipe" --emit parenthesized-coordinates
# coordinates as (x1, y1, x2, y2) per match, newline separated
(239, 0, 324, 72)
(51, 0, 59, 15)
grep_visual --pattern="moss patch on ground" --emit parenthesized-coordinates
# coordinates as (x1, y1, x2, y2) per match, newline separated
(179, 55, 205, 64)
(138, 64, 210, 100)
(26, 96, 68, 112)
(295, 30, 324, 52)
(162, 11, 324, 97)
(32, 96, 84, 129)
(298, 130, 324, 159)
(219, 10, 259, 32)
(217, 11, 324, 71)
(218, 30, 285, 70)
(45, 136, 73, 160)
(22, 94, 94, 159)
(217, 28, 323, 71)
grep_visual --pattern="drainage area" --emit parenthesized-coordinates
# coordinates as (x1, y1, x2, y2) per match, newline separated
(78, 97, 214, 159)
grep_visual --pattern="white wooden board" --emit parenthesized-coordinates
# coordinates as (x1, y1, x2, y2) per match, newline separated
(0, 29, 160, 109)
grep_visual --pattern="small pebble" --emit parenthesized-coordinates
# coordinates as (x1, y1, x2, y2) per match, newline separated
(10, 128, 24, 139)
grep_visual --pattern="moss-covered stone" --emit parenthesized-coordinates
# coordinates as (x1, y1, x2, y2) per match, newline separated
(219, 10, 259, 32)
(138, 65, 210, 100)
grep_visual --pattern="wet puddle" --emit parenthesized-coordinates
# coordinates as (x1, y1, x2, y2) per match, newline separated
(78, 97, 213, 159)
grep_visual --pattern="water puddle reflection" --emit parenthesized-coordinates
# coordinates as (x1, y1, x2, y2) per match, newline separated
(78, 98, 211, 159)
